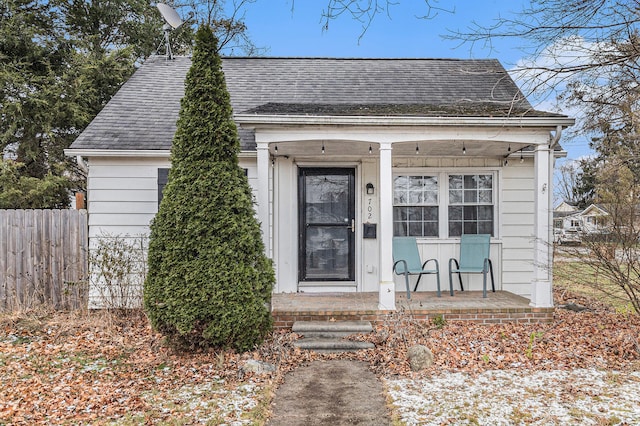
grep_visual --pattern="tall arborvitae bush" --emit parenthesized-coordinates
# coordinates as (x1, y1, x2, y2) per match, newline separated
(143, 26, 274, 352)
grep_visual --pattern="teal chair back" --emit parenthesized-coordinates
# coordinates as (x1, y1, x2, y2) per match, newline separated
(458, 234, 491, 270)
(393, 237, 421, 274)
(393, 236, 441, 298)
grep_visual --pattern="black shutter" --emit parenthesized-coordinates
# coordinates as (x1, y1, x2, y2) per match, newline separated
(158, 168, 169, 206)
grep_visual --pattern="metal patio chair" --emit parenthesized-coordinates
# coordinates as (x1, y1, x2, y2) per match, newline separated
(393, 237, 441, 299)
(448, 234, 495, 298)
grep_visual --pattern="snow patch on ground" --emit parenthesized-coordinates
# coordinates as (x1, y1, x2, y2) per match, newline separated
(385, 369, 640, 425)
(140, 378, 261, 425)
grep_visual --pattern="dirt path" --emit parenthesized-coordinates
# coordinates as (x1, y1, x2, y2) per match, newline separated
(267, 359, 392, 426)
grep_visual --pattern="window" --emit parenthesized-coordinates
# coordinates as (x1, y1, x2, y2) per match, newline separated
(392, 171, 496, 238)
(158, 168, 169, 206)
(393, 175, 439, 237)
(448, 174, 493, 236)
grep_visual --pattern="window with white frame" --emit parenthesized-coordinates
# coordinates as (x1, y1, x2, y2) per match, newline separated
(393, 172, 496, 238)
(393, 175, 439, 237)
(448, 174, 494, 237)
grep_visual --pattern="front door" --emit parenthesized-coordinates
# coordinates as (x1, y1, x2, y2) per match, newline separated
(299, 168, 355, 282)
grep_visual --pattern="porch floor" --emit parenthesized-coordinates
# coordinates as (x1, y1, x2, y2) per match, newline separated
(271, 291, 554, 328)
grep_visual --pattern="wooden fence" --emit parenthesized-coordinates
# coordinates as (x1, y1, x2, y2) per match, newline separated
(0, 210, 88, 311)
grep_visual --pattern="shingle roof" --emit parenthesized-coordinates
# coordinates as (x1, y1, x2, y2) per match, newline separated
(69, 56, 561, 152)
(244, 102, 563, 117)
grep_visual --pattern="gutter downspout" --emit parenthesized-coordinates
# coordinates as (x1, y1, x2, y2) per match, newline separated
(75, 155, 89, 210)
(76, 155, 88, 174)
(550, 125, 563, 149)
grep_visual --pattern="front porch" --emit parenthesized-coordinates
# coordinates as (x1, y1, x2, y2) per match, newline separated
(271, 291, 554, 329)
(243, 117, 571, 311)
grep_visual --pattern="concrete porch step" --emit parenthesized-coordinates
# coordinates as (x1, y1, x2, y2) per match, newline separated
(294, 338, 375, 353)
(292, 320, 373, 337)
(292, 320, 374, 353)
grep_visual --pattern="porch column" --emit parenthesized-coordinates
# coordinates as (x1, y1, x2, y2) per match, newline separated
(530, 142, 553, 307)
(256, 142, 271, 257)
(379, 142, 396, 310)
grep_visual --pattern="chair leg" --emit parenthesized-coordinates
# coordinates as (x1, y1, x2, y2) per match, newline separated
(482, 269, 487, 298)
(482, 259, 496, 298)
(394, 260, 412, 300)
(448, 258, 460, 296)
(448, 260, 454, 296)
(413, 274, 423, 292)
(488, 259, 495, 292)
(403, 272, 411, 300)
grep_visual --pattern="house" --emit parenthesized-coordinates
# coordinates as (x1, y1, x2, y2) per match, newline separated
(65, 56, 574, 310)
(553, 203, 609, 243)
(580, 204, 609, 233)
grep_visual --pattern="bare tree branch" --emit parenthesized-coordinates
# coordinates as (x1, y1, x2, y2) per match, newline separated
(317, 0, 453, 42)
(172, 0, 266, 55)
(449, 0, 640, 102)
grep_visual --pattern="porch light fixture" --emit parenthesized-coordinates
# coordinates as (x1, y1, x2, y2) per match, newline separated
(462, 142, 466, 155)
(415, 144, 419, 155)
(366, 183, 375, 195)
(369, 144, 372, 154)
(520, 152, 524, 163)
(504, 159, 509, 166)
(507, 144, 511, 153)
(274, 145, 278, 154)
(321, 143, 325, 154)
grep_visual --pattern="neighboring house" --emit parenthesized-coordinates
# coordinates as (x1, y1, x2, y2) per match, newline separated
(554, 201, 579, 214)
(553, 203, 609, 236)
(553, 202, 609, 244)
(65, 56, 574, 310)
(581, 204, 610, 233)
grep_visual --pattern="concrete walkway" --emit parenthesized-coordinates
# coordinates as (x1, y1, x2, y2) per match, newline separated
(267, 360, 392, 425)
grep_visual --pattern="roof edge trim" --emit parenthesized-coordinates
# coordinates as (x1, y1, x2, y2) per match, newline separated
(234, 114, 575, 128)
(65, 149, 257, 158)
(65, 149, 172, 158)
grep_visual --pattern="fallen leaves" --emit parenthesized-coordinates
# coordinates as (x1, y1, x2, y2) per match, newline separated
(351, 288, 640, 377)
(0, 311, 270, 424)
(0, 288, 639, 424)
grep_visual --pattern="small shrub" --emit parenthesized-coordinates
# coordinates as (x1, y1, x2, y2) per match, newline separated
(525, 331, 544, 359)
(89, 233, 147, 313)
(431, 314, 446, 329)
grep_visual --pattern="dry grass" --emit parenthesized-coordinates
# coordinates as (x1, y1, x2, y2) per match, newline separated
(554, 260, 638, 314)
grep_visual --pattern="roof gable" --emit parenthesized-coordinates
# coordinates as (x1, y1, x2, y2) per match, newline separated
(581, 204, 608, 216)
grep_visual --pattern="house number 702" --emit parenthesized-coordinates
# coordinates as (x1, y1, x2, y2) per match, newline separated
(367, 198, 373, 220)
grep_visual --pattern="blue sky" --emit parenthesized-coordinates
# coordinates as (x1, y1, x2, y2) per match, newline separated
(234, 1, 591, 162)
(242, 1, 522, 62)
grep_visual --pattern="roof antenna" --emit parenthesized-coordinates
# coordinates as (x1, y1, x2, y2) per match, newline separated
(157, 3, 188, 59)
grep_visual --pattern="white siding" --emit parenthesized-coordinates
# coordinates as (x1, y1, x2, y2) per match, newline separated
(388, 157, 536, 298)
(85, 153, 539, 301)
(361, 158, 380, 292)
(87, 156, 257, 238)
(86, 155, 258, 307)
(272, 156, 297, 292)
(85, 157, 167, 308)
(500, 159, 536, 298)
(87, 157, 169, 238)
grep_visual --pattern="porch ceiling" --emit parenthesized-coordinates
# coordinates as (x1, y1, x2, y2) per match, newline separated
(267, 139, 531, 158)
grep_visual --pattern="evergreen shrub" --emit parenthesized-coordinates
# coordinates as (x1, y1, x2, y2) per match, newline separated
(144, 25, 274, 352)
